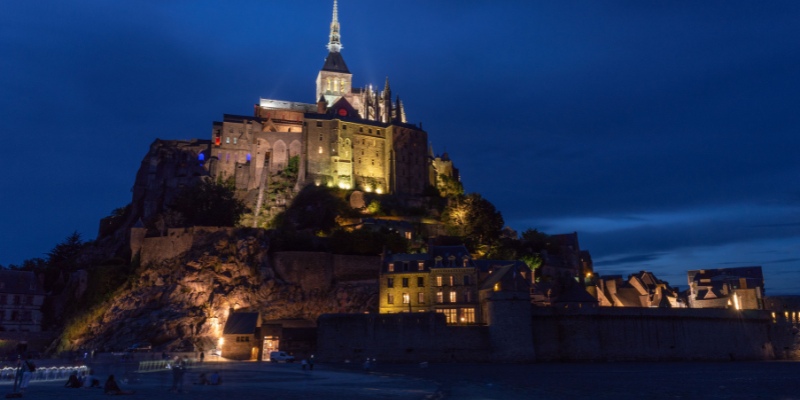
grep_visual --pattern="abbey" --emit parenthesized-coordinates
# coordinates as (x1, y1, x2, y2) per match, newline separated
(207, 1, 452, 197)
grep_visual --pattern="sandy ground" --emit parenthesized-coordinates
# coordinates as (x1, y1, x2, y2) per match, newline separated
(6, 359, 800, 399)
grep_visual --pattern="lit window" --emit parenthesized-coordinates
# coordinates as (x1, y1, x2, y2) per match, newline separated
(402, 293, 410, 304)
(387, 293, 394, 304)
(493, 283, 501, 292)
(417, 277, 424, 287)
(449, 276, 455, 286)
(460, 308, 475, 323)
(387, 278, 394, 288)
(233, 137, 238, 144)
(318, 146, 323, 154)
(402, 278, 409, 288)
(436, 276, 442, 287)
(418, 262, 424, 271)
(436, 292, 443, 303)
(226, 137, 230, 144)
(326, 78, 331, 91)
(436, 309, 457, 324)
(449, 291, 456, 303)
(388, 263, 394, 272)
(418, 292, 425, 304)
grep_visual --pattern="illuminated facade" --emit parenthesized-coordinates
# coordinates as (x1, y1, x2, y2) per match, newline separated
(687, 266, 764, 310)
(208, 0, 437, 196)
(0, 270, 45, 332)
(380, 246, 480, 324)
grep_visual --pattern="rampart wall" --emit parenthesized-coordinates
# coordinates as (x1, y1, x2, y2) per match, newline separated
(316, 313, 490, 363)
(136, 227, 233, 266)
(273, 252, 379, 291)
(318, 306, 776, 363)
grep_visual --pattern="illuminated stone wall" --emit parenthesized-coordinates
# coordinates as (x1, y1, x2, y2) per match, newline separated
(391, 125, 428, 195)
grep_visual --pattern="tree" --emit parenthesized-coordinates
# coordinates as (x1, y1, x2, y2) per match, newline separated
(443, 193, 504, 255)
(170, 180, 246, 227)
(438, 174, 464, 198)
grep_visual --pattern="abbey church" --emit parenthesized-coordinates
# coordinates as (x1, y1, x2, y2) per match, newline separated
(207, 1, 454, 198)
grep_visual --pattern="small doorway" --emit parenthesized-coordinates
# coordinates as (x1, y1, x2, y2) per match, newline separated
(262, 336, 279, 361)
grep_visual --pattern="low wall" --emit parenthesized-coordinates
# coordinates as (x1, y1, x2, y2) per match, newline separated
(531, 307, 774, 361)
(316, 313, 489, 363)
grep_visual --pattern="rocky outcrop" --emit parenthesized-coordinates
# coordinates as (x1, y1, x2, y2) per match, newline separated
(68, 228, 378, 351)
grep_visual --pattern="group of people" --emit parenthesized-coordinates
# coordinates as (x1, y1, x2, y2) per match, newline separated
(300, 355, 315, 370)
(63, 370, 133, 395)
(196, 371, 221, 385)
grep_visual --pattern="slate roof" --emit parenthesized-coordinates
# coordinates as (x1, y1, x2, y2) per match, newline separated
(321, 51, 350, 73)
(0, 270, 44, 295)
(222, 312, 259, 335)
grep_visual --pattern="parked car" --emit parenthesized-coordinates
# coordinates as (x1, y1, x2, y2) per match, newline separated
(269, 351, 295, 363)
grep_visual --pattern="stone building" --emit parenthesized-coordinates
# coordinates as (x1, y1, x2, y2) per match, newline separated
(596, 271, 683, 308)
(205, 0, 451, 199)
(687, 266, 764, 310)
(0, 270, 45, 332)
(380, 245, 530, 325)
(220, 311, 261, 360)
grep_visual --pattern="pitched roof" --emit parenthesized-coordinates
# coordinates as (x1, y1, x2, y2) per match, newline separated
(223, 312, 260, 335)
(321, 51, 350, 73)
(0, 270, 44, 295)
(553, 284, 598, 304)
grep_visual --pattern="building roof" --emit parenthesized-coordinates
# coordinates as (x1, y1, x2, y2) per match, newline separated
(0, 270, 44, 295)
(222, 312, 260, 335)
(553, 284, 598, 304)
(321, 51, 350, 73)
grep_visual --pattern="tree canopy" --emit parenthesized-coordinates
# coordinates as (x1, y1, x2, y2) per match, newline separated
(170, 180, 246, 227)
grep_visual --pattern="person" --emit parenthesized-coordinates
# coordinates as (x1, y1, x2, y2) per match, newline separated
(208, 371, 221, 385)
(65, 371, 82, 388)
(104, 375, 134, 395)
(301, 359, 308, 370)
(196, 372, 210, 385)
(199, 351, 204, 363)
(170, 356, 186, 393)
(18, 356, 33, 392)
(309, 355, 315, 371)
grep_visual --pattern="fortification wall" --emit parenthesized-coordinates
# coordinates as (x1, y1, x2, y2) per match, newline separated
(273, 252, 334, 292)
(332, 254, 380, 282)
(764, 296, 800, 359)
(531, 307, 774, 361)
(316, 313, 490, 363)
(138, 227, 232, 266)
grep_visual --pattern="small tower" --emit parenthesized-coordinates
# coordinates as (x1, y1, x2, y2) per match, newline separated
(316, 0, 352, 105)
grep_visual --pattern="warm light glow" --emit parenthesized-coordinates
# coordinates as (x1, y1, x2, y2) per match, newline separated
(493, 283, 500, 292)
(218, 337, 224, 346)
(375, 187, 383, 194)
(732, 292, 740, 310)
(585, 272, 593, 278)
(364, 186, 372, 192)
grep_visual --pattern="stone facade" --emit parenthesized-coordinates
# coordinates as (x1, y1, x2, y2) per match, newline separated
(0, 270, 45, 332)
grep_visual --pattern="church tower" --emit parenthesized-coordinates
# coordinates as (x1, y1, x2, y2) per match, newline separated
(316, 0, 353, 106)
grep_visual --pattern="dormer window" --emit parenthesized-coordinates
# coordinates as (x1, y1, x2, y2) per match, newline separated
(388, 263, 394, 272)
(418, 262, 424, 271)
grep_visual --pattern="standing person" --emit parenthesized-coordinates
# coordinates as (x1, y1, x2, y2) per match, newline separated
(309, 355, 315, 371)
(19, 356, 34, 392)
(199, 351, 204, 363)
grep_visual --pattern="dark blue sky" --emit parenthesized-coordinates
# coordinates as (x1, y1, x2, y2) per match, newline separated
(2, 1, 799, 293)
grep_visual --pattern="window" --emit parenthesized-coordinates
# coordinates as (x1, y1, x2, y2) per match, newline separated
(316, 121, 323, 127)
(436, 276, 442, 287)
(318, 146, 323, 154)
(463, 276, 470, 285)
(449, 291, 457, 303)
(343, 125, 347, 130)
(418, 292, 425, 304)
(460, 308, 476, 323)
(387, 293, 394, 304)
(387, 278, 394, 288)
(236, 336, 250, 343)
(464, 291, 472, 303)
(418, 262, 424, 271)
(437, 309, 457, 324)
(319, 133, 323, 141)
(449, 276, 455, 286)
(226, 137, 230, 144)
(387, 263, 394, 272)
(233, 137, 238, 144)
(377, 129, 382, 135)
(417, 277, 424, 287)
(402, 278, 409, 288)
(402, 293, 410, 304)
(436, 291, 444, 303)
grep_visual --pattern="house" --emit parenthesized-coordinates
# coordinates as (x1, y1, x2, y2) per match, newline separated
(596, 271, 683, 308)
(221, 312, 261, 360)
(687, 267, 764, 309)
(0, 270, 45, 332)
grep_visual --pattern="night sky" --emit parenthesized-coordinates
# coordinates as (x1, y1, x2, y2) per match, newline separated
(2, 1, 799, 293)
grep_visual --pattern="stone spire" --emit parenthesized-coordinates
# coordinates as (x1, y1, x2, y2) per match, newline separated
(327, 0, 342, 53)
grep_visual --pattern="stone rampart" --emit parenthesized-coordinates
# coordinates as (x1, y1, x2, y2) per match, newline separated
(138, 227, 232, 266)
(332, 254, 380, 282)
(273, 252, 334, 292)
(316, 313, 489, 363)
(531, 307, 774, 361)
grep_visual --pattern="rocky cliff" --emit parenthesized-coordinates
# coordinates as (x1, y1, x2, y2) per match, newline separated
(64, 228, 378, 352)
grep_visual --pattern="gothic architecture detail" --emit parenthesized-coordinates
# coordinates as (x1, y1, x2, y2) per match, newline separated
(207, 0, 453, 198)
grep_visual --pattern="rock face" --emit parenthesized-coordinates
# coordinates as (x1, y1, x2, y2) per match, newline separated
(71, 228, 378, 352)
